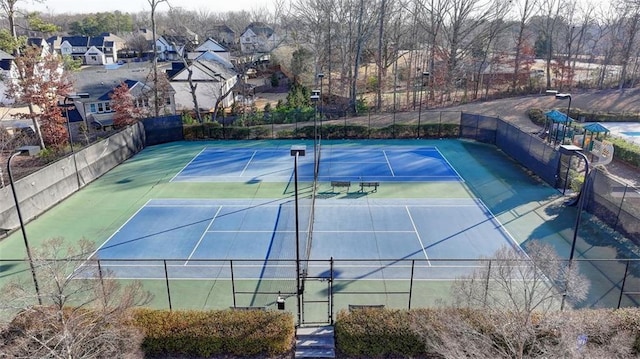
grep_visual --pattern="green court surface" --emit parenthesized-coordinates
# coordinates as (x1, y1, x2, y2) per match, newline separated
(0, 139, 633, 322)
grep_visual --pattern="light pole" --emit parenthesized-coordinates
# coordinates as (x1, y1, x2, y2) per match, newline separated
(63, 93, 90, 188)
(417, 71, 429, 139)
(310, 93, 320, 179)
(290, 145, 306, 325)
(7, 147, 42, 305)
(559, 144, 590, 310)
(318, 73, 324, 135)
(555, 93, 572, 144)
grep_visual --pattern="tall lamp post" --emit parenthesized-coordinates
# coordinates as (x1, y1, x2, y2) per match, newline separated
(7, 147, 42, 305)
(555, 93, 572, 144)
(417, 71, 429, 139)
(559, 144, 590, 310)
(290, 145, 306, 325)
(318, 73, 324, 135)
(310, 93, 320, 179)
(63, 93, 90, 188)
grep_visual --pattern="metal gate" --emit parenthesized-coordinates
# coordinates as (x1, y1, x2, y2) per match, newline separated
(300, 259, 334, 326)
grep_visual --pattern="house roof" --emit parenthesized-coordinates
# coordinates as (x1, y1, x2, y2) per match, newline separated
(98, 79, 144, 101)
(72, 62, 169, 101)
(0, 49, 13, 71)
(169, 56, 236, 82)
(194, 51, 234, 69)
(194, 38, 227, 53)
(244, 22, 274, 37)
(212, 24, 234, 34)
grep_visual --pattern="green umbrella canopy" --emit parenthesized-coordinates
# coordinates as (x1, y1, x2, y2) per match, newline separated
(545, 109, 575, 123)
(582, 122, 610, 133)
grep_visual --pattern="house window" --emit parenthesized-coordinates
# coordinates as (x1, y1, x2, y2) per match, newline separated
(105, 102, 111, 112)
(165, 97, 171, 105)
(91, 56, 97, 61)
(97, 103, 104, 112)
(90, 103, 96, 113)
(143, 98, 149, 107)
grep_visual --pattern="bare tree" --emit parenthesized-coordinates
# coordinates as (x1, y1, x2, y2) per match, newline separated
(147, 0, 170, 118)
(511, 0, 540, 92)
(442, 243, 589, 359)
(0, 238, 152, 358)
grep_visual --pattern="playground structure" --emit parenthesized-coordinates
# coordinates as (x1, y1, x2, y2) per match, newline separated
(544, 110, 614, 166)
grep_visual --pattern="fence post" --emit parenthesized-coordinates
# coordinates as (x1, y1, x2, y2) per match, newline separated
(163, 260, 172, 311)
(483, 259, 492, 307)
(614, 184, 629, 232)
(330, 257, 334, 325)
(97, 259, 107, 307)
(230, 260, 237, 308)
(618, 260, 630, 309)
(408, 259, 415, 310)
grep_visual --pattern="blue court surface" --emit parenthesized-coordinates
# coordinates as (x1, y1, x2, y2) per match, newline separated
(86, 198, 518, 280)
(171, 146, 461, 182)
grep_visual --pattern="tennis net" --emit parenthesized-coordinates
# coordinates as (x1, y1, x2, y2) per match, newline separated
(303, 138, 321, 277)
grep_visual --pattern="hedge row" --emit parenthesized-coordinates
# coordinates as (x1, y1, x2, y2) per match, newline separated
(336, 307, 640, 358)
(132, 308, 295, 358)
(183, 123, 461, 141)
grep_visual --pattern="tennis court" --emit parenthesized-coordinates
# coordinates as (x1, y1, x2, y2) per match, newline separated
(86, 197, 515, 280)
(171, 146, 461, 182)
(7, 139, 594, 313)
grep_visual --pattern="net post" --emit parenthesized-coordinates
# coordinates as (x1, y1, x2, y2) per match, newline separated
(484, 259, 492, 308)
(163, 260, 172, 311)
(230, 259, 237, 308)
(408, 259, 415, 310)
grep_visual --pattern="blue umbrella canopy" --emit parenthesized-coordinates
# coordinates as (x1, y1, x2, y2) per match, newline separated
(545, 109, 575, 123)
(582, 122, 610, 133)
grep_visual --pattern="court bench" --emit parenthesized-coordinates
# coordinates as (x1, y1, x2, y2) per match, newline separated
(359, 181, 380, 192)
(331, 180, 351, 192)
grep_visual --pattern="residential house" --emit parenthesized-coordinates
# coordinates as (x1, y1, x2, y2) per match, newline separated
(156, 34, 197, 61)
(68, 62, 176, 128)
(240, 22, 280, 54)
(188, 38, 230, 61)
(0, 49, 15, 105)
(168, 51, 237, 112)
(208, 24, 235, 47)
(26, 38, 51, 57)
(48, 33, 125, 65)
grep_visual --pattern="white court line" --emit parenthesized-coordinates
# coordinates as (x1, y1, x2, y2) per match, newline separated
(382, 150, 396, 177)
(84, 198, 153, 261)
(433, 146, 466, 183)
(169, 147, 208, 182)
(474, 198, 528, 257)
(240, 150, 257, 177)
(315, 230, 416, 233)
(184, 206, 223, 265)
(406, 206, 431, 266)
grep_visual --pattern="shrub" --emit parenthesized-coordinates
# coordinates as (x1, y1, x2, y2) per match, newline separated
(132, 308, 294, 357)
(335, 308, 425, 357)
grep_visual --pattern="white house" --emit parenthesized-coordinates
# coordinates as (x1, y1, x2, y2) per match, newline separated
(188, 38, 230, 61)
(0, 50, 15, 105)
(169, 51, 237, 111)
(240, 22, 281, 54)
(53, 34, 123, 65)
(69, 64, 176, 128)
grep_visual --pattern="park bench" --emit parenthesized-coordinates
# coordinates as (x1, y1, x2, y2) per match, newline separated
(359, 181, 380, 192)
(331, 180, 351, 192)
